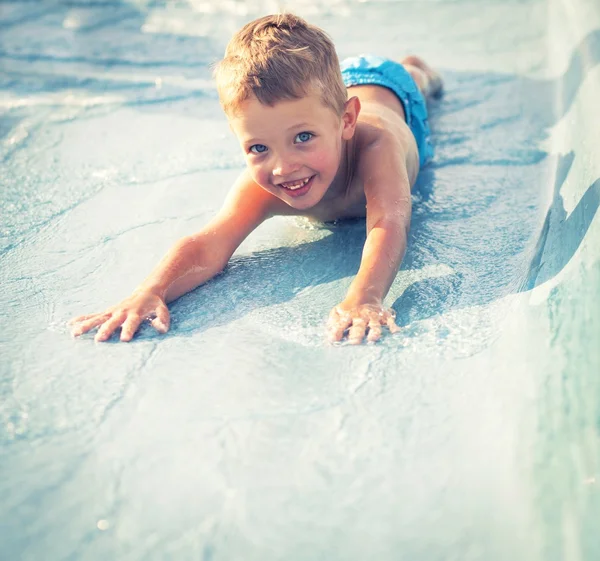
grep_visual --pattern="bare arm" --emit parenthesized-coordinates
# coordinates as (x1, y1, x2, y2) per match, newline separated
(345, 160, 411, 305)
(71, 170, 284, 342)
(328, 138, 412, 343)
(138, 170, 283, 302)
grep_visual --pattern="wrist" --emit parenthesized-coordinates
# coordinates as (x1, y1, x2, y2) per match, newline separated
(134, 282, 165, 300)
(342, 288, 382, 309)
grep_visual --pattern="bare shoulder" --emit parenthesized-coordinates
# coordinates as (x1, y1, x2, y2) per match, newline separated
(354, 102, 420, 187)
(201, 169, 292, 258)
(350, 109, 416, 221)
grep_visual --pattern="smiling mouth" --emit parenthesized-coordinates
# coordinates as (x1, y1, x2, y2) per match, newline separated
(276, 175, 316, 198)
(276, 176, 317, 198)
(279, 176, 313, 190)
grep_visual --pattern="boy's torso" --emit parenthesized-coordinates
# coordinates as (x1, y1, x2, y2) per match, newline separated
(288, 84, 420, 223)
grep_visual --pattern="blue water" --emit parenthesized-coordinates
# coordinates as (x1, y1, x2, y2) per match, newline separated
(1, 0, 599, 559)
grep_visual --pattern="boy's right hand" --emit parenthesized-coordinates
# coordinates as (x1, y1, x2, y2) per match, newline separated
(70, 289, 170, 343)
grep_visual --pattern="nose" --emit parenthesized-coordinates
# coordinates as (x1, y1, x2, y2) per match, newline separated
(271, 151, 301, 178)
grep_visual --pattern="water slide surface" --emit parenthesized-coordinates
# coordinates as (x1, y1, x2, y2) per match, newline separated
(1, 0, 599, 559)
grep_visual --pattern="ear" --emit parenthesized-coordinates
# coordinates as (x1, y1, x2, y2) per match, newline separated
(341, 96, 361, 140)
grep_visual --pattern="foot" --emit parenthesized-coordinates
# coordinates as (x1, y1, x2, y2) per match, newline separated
(401, 54, 444, 99)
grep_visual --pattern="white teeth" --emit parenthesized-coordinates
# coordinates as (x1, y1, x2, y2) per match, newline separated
(282, 177, 310, 190)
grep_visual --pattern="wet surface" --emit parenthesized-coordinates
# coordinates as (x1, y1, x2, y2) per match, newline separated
(1, 1, 599, 559)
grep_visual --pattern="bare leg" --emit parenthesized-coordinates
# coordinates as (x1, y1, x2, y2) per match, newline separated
(400, 54, 443, 99)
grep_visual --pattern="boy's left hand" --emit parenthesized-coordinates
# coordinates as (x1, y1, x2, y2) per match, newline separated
(327, 300, 400, 344)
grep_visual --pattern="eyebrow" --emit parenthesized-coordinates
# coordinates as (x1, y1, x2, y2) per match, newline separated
(286, 122, 312, 131)
(243, 122, 314, 145)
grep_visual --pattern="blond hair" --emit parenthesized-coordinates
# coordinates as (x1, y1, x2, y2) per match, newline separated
(214, 14, 347, 117)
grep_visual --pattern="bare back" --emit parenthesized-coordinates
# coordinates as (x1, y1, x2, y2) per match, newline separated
(297, 84, 421, 223)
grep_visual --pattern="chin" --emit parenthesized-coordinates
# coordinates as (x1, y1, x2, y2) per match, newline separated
(286, 197, 318, 211)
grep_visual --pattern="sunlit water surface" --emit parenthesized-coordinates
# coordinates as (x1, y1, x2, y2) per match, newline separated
(1, 0, 599, 559)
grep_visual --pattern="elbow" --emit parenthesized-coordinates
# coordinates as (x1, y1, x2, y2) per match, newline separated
(370, 214, 410, 239)
(368, 196, 411, 236)
(177, 234, 231, 273)
(213, 259, 228, 276)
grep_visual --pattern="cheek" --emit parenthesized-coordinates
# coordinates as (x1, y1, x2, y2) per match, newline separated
(247, 160, 270, 185)
(309, 146, 340, 174)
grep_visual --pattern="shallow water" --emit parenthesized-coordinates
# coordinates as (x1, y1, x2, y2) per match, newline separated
(1, 0, 599, 559)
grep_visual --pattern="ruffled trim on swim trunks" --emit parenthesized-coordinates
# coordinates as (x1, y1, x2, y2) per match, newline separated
(341, 69, 415, 129)
(340, 55, 433, 166)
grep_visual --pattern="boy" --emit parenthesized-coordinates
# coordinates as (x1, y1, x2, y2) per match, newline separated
(71, 13, 442, 345)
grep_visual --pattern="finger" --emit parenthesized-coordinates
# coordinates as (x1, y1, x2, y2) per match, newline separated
(327, 306, 340, 323)
(71, 314, 110, 336)
(327, 315, 352, 342)
(385, 313, 401, 334)
(69, 313, 100, 325)
(367, 320, 382, 343)
(327, 308, 352, 340)
(347, 318, 367, 345)
(120, 313, 143, 342)
(328, 318, 351, 342)
(150, 303, 170, 334)
(95, 311, 126, 342)
(327, 307, 348, 328)
(328, 323, 347, 342)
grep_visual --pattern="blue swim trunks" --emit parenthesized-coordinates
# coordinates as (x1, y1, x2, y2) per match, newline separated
(340, 55, 433, 167)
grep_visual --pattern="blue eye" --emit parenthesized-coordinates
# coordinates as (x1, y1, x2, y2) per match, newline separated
(295, 132, 313, 143)
(249, 144, 268, 154)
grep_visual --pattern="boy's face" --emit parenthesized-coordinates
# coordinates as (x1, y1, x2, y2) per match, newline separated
(229, 92, 352, 211)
